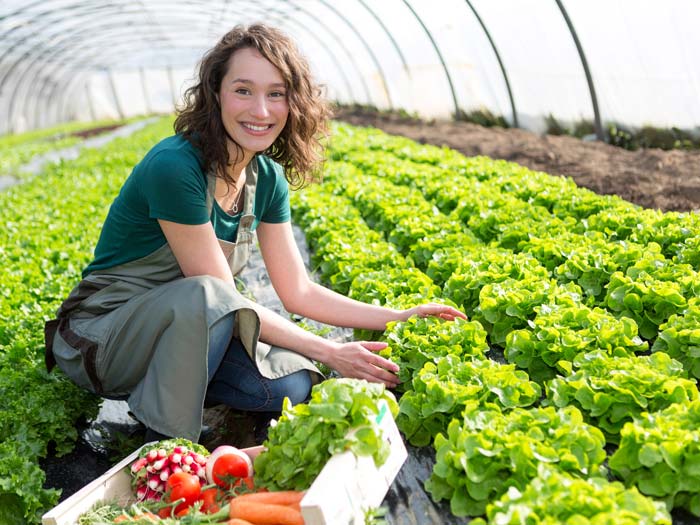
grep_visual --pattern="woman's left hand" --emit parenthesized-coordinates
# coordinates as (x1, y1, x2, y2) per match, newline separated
(401, 303, 468, 322)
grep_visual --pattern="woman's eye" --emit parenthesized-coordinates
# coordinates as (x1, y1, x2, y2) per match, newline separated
(270, 91, 286, 98)
(235, 88, 250, 95)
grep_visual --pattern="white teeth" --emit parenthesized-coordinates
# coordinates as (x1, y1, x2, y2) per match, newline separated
(243, 123, 270, 131)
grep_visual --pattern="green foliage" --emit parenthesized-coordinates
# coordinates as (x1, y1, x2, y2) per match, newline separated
(454, 107, 509, 128)
(397, 355, 541, 446)
(254, 378, 398, 490)
(545, 351, 698, 443)
(653, 298, 700, 379)
(472, 465, 671, 525)
(610, 401, 700, 515)
(505, 303, 647, 382)
(0, 118, 129, 178)
(0, 116, 173, 521)
(605, 268, 689, 340)
(426, 404, 607, 517)
(349, 267, 440, 307)
(382, 316, 488, 387)
(544, 114, 569, 136)
(442, 249, 550, 317)
(475, 278, 582, 346)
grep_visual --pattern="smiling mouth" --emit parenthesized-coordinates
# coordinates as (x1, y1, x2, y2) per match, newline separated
(242, 123, 274, 132)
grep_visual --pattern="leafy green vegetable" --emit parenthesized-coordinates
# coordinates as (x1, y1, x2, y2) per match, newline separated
(475, 278, 582, 346)
(426, 404, 607, 517)
(505, 303, 647, 382)
(471, 465, 671, 525)
(397, 355, 541, 446)
(610, 401, 700, 515)
(545, 350, 698, 443)
(653, 297, 700, 379)
(381, 316, 488, 387)
(253, 378, 399, 491)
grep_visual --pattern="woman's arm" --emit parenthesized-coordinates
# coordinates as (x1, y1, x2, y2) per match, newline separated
(159, 219, 400, 386)
(256, 221, 466, 330)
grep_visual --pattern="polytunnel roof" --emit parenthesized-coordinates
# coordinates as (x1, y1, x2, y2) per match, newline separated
(2, 0, 700, 135)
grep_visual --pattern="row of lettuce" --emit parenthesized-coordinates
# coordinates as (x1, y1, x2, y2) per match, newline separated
(0, 118, 173, 523)
(289, 122, 700, 524)
(0, 118, 134, 180)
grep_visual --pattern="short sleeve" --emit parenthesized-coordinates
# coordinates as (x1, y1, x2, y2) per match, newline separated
(139, 150, 210, 225)
(260, 162, 291, 223)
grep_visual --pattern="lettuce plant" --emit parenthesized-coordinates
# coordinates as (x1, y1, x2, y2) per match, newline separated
(426, 404, 607, 517)
(475, 278, 582, 346)
(397, 355, 540, 446)
(381, 316, 488, 387)
(505, 303, 647, 382)
(610, 401, 700, 515)
(471, 465, 671, 525)
(653, 297, 700, 379)
(546, 350, 698, 443)
(253, 378, 398, 491)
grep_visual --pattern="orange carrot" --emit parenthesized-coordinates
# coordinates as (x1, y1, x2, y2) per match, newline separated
(234, 490, 305, 507)
(228, 520, 255, 525)
(229, 498, 304, 525)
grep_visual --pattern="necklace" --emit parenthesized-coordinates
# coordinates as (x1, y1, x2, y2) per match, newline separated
(227, 186, 243, 214)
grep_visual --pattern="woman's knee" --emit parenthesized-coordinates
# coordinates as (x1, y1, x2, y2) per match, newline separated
(274, 370, 313, 405)
(167, 275, 237, 317)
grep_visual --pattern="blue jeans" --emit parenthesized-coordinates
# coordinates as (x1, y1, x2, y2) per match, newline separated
(205, 314, 312, 411)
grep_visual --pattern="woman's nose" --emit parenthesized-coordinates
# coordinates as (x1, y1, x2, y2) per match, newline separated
(250, 96, 270, 119)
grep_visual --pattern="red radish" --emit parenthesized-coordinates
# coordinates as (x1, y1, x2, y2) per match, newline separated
(131, 457, 148, 472)
(129, 439, 211, 505)
(205, 446, 253, 489)
(136, 485, 147, 500)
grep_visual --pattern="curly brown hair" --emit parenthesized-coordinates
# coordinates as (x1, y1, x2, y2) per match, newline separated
(174, 24, 331, 188)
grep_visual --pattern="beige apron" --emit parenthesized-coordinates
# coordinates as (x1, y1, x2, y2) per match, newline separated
(45, 157, 322, 442)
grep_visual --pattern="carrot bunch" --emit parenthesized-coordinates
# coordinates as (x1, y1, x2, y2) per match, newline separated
(228, 490, 305, 525)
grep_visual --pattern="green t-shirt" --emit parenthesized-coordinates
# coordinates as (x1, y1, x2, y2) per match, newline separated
(83, 134, 290, 277)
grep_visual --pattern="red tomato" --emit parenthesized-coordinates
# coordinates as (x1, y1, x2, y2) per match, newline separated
(233, 476, 255, 490)
(199, 487, 226, 513)
(211, 454, 251, 489)
(165, 471, 201, 514)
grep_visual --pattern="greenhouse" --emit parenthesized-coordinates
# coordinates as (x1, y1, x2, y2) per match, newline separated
(2, 1, 700, 524)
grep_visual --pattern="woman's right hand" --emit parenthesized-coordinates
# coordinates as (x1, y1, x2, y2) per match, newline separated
(325, 341, 400, 389)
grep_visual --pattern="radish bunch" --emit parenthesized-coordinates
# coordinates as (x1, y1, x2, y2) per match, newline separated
(129, 440, 209, 501)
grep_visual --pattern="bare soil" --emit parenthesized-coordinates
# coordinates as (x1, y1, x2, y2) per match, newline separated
(335, 108, 700, 213)
(66, 124, 124, 140)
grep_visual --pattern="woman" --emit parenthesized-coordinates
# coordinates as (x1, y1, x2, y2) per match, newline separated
(44, 24, 465, 444)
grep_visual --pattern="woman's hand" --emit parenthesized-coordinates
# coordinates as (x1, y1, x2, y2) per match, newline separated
(401, 303, 468, 322)
(326, 341, 400, 389)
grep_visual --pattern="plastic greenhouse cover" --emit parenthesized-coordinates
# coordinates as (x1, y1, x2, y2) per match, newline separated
(1, 1, 699, 137)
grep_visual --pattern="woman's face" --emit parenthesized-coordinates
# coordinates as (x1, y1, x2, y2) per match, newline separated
(218, 47, 289, 162)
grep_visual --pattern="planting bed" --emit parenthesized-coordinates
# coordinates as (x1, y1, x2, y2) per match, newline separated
(3, 116, 700, 524)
